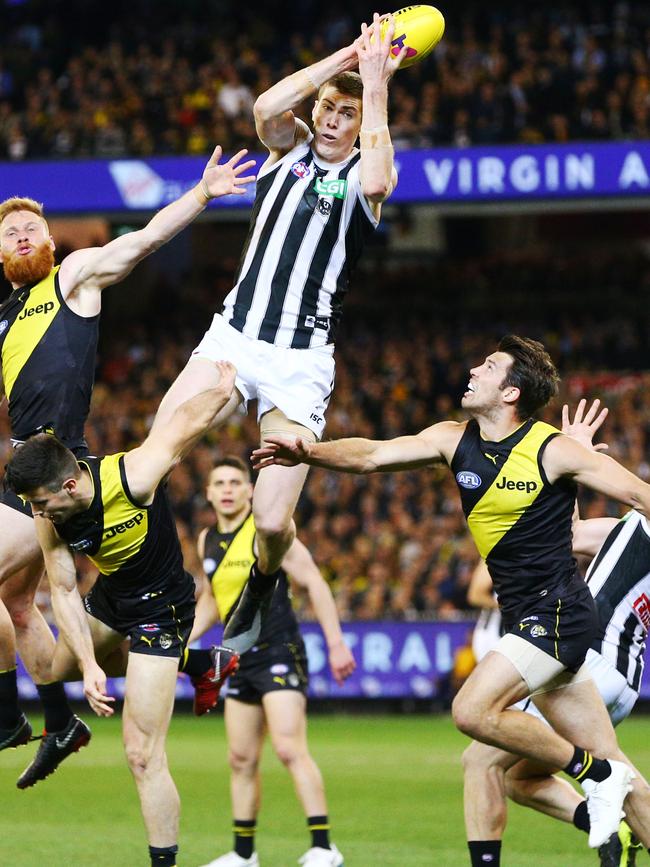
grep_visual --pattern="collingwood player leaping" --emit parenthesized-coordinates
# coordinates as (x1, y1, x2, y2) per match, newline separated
(151, 13, 406, 653)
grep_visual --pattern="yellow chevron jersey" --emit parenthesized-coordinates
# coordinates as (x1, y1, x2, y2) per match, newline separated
(450, 418, 577, 617)
(0, 266, 99, 450)
(55, 453, 186, 599)
(203, 513, 299, 645)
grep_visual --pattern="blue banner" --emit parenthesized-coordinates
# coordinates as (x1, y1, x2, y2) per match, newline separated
(15, 620, 650, 702)
(2, 142, 650, 212)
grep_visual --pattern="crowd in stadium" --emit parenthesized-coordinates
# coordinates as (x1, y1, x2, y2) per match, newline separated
(2, 1, 650, 159)
(4, 249, 647, 624)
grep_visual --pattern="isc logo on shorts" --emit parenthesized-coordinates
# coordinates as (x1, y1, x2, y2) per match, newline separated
(456, 471, 481, 490)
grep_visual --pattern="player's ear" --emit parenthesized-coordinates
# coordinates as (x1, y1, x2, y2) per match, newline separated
(502, 386, 520, 406)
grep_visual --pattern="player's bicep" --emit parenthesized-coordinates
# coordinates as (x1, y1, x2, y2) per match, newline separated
(371, 422, 458, 471)
(572, 517, 619, 559)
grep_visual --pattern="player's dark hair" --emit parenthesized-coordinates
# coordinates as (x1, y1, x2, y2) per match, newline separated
(212, 455, 252, 481)
(319, 71, 363, 101)
(498, 335, 560, 419)
(4, 434, 80, 495)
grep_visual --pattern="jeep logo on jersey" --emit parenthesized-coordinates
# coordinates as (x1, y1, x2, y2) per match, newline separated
(291, 160, 311, 179)
(17, 301, 55, 320)
(104, 512, 145, 539)
(456, 471, 482, 490)
(495, 476, 538, 493)
(314, 177, 347, 199)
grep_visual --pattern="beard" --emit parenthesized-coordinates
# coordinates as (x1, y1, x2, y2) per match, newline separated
(3, 242, 55, 286)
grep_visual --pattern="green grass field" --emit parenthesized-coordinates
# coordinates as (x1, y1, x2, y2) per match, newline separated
(0, 710, 648, 866)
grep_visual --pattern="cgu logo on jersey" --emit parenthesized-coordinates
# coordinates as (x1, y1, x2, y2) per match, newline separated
(633, 592, 650, 629)
(104, 512, 145, 539)
(456, 471, 482, 490)
(17, 301, 55, 320)
(314, 177, 347, 199)
(495, 476, 538, 493)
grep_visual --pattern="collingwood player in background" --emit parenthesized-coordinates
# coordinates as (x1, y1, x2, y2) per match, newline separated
(253, 336, 650, 864)
(152, 13, 405, 654)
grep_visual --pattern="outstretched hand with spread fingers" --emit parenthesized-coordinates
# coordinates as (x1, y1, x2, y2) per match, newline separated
(202, 146, 257, 198)
(356, 12, 408, 83)
(561, 398, 609, 452)
(252, 435, 312, 471)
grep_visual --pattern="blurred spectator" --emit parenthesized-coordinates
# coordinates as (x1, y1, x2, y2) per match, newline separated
(3, 1, 650, 159)
(3, 245, 649, 623)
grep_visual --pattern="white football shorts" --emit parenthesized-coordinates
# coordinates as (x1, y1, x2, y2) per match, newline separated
(516, 648, 639, 727)
(192, 313, 335, 439)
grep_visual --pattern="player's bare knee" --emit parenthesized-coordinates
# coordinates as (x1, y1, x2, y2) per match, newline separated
(252, 509, 292, 542)
(228, 747, 258, 776)
(272, 737, 302, 768)
(124, 740, 164, 778)
(452, 695, 485, 739)
(4, 595, 36, 630)
(461, 741, 495, 773)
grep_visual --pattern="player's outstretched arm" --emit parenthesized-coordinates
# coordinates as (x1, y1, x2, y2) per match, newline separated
(122, 360, 237, 505)
(252, 420, 463, 474)
(188, 529, 220, 642)
(544, 434, 650, 517)
(283, 538, 355, 685)
(253, 33, 359, 155)
(357, 13, 404, 205)
(466, 560, 498, 610)
(58, 147, 256, 298)
(34, 518, 115, 717)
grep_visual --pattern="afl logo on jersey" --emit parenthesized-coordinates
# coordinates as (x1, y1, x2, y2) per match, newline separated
(0, 320, 8, 335)
(291, 161, 311, 179)
(456, 471, 482, 490)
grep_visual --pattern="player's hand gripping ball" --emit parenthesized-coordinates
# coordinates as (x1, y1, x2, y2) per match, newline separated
(381, 5, 445, 68)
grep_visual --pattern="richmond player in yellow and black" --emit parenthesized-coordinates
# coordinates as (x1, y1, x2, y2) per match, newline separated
(4, 361, 239, 867)
(191, 456, 354, 867)
(0, 147, 254, 785)
(253, 335, 650, 865)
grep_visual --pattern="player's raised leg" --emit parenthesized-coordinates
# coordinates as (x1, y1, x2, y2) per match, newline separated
(453, 649, 633, 852)
(223, 415, 313, 655)
(122, 652, 181, 867)
(152, 356, 242, 434)
(15, 610, 121, 789)
(0, 503, 76, 753)
(534, 679, 650, 848)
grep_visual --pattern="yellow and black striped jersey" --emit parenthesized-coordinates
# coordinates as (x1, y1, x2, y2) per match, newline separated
(55, 453, 185, 598)
(450, 418, 577, 616)
(203, 513, 298, 644)
(0, 266, 98, 450)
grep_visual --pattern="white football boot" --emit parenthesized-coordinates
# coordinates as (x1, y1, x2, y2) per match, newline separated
(199, 851, 260, 867)
(298, 843, 344, 866)
(581, 760, 635, 848)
